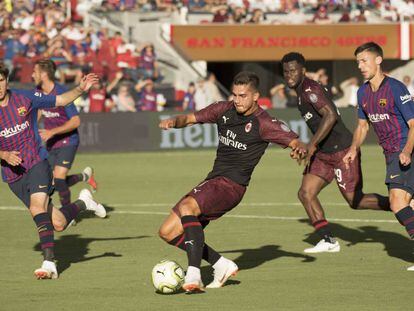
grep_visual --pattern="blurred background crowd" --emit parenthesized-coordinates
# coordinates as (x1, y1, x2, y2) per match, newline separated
(1, 0, 414, 113)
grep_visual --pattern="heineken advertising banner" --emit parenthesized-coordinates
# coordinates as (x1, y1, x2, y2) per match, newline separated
(77, 108, 374, 153)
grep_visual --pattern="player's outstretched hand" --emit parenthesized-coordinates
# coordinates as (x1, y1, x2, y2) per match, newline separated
(1, 151, 22, 166)
(399, 151, 411, 166)
(159, 118, 176, 130)
(79, 73, 100, 92)
(343, 147, 357, 169)
(290, 141, 307, 165)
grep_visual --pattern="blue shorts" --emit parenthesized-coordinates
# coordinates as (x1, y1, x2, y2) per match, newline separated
(48, 146, 78, 169)
(385, 153, 414, 195)
(8, 160, 54, 208)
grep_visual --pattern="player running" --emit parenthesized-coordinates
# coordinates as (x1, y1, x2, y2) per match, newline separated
(32, 59, 97, 207)
(343, 42, 414, 271)
(0, 64, 106, 279)
(158, 71, 306, 293)
(281, 52, 391, 253)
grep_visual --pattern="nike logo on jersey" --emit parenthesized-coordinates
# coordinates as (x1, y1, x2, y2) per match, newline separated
(38, 185, 48, 189)
(222, 116, 230, 124)
(62, 160, 70, 164)
(185, 240, 194, 246)
(305, 87, 312, 92)
(390, 174, 400, 179)
(400, 94, 412, 104)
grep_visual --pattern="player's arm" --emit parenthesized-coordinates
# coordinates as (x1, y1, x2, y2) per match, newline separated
(159, 113, 197, 130)
(400, 119, 414, 166)
(393, 83, 414, 166)
(55, 74, 99, 107)
(343, 118, 369, 168)
(39, 116, 80, 142)
(305, 104, 338, 164)
(0, 150, 22, 166)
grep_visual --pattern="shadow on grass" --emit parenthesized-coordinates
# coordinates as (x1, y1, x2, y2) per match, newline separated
(300, 219, 414, 263)
(200, 245, 316, 287)
(34, 234, 150, 274)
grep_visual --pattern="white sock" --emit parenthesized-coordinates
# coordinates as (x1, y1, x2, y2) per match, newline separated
(186, 266, 201, 281)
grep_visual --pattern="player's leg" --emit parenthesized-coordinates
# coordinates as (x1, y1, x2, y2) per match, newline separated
(8, 160, 58, 279)
(298, 153, 340, 253)
(54, 165, 71, 206)
(390, 188, 414, 237)
(385, 154, 414, 270)
(159, 209, 230, 285)
(336, 151, 390, 211)
(29, 192, 59, 280)
(49, 188, 106, 231)
(298, 173, 339, 253)
(66, 167, 97, 191)
(159, 210, 223, 269)
(175, 196, 205, 292)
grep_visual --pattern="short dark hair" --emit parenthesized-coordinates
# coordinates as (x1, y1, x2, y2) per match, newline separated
(35, 59, 57, 80)
(232, 71, 260, 92)
(354, 41, 383, 57)
(281, 52, 306, 66)
(0, 63, 9, 79)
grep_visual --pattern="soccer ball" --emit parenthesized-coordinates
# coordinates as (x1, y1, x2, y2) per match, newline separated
(151, 260, 185, 294)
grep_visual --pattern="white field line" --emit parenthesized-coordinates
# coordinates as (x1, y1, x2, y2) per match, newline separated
(0, 204, 398, 224)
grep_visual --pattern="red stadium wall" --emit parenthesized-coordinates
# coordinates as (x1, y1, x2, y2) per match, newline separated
(171, 24, 404, 61)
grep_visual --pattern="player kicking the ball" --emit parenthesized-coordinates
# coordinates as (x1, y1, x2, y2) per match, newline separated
(158, 71, 306, 293)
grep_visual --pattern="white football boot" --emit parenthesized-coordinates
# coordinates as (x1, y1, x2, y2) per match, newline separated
(407, 265, 414, 271)
(206, 257, 238, 289)
(34, 260, 58, 279)
(304, 239, 340, 253)
(182, 266, 205, 293)
(78, 189, 106, 218)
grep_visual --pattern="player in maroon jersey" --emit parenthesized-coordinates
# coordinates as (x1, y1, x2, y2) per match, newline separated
(0, 64, 105, 279)
(281, 52, 390, 253)
(158, 71, 306, 293)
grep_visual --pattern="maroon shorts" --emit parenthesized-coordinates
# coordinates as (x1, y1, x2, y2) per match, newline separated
(305, 147, 363, 194)
(172, 176, 246, 222)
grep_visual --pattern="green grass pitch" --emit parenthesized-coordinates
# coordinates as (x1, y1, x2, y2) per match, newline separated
(0, 145, 412, 310)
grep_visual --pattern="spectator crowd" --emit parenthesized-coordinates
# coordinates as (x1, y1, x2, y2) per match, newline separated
(2, 0, 414, 113)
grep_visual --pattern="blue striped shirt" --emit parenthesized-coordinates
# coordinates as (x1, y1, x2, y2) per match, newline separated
(0, 89, 56, 183)
(38, 83, 79, 150)
(357, 76, 414, 157)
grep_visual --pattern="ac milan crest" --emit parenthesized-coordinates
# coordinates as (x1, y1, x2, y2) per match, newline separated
(245, 122, 252, 133)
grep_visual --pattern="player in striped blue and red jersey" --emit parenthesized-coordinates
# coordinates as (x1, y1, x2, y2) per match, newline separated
(33, 59, 97, 208)
(0, 64, 105, 280)
(343, 42, 414, 271)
